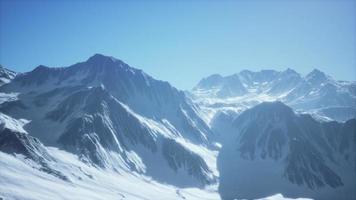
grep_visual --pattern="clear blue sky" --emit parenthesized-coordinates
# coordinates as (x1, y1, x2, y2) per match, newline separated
(0, 0, 355, 90)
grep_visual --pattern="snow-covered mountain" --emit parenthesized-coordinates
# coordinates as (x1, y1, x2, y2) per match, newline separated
(191, 69, 356, 123)
(0, 65, 17, 86)
(0, 55, 354, 200)
(0, 54, 218, 192)
(217, 101, 356, 200)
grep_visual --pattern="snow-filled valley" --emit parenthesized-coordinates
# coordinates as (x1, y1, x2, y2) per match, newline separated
(0, 54, 355, 200)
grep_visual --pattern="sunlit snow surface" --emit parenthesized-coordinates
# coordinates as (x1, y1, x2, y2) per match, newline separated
(0, 150, 219, 200)
(0, 150, 310, 200)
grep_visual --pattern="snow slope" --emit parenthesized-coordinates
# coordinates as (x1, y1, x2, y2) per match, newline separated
(0, 149, 311, 200)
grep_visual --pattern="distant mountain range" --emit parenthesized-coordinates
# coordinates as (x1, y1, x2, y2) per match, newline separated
(0, 54, 355, 200)
(190, 68, 356, 122)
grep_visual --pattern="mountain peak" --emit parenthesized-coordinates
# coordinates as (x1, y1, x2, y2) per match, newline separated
(87, 53, 119, 64)
(307, 68, 326, 77)
(283, 68, 298, 75)
(239, 70, 253, 75)
(195, 74, 224, 89)
(244, 101, 295, 119)
(84, 54, 136, 74)
(256, 101, 292, 111)
(306, 69, 329, 84)
(33, 65, 50, 71)
(204, 74, 223, 81)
